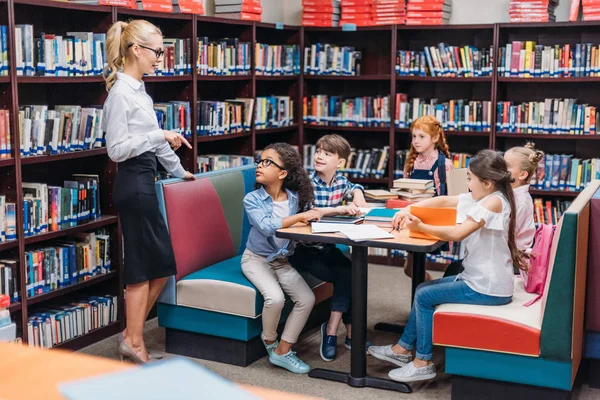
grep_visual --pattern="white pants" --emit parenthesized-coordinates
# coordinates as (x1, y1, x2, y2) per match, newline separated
(241, 249, 315, 343)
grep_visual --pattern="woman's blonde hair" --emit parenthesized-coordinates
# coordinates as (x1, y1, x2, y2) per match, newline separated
(506, 142, 545, 183)
(104, 19, 162, 91)
(404, 115, 450, 176)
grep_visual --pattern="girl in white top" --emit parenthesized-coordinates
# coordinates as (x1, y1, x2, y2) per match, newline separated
(368, 150, 527, 383)
(102, 19, 194, 365)
(504, 142, 545, 251)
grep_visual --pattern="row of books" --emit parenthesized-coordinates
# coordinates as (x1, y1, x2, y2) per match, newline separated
(197, 154, 254, 173)
(255, 96, 295, 130)
(197, 37, 251, 76)
(303, 144, 389, 179)
(534, 198, 572, 226)
(197, 99, 254, 136)
(25, 231, 112, 298)
(0, 260, 18, 304)
(496, 99, 598, 136)
(22, 177, 101, 237)
(395, 45, 494, 77)
(532, 154, 599, 192)
(509, 0, 557, 23)
(27, 294, 118, 349)
(303, 95, 391, 127)
(395, 95, 493, 132)
(154, 101, 192, 140)
(255, 44, 301, 76)
(498, 42, 600, 78)
(19, 106, 105, 157)
(303, 44, 362, 76)
(15, 26, 107, 77)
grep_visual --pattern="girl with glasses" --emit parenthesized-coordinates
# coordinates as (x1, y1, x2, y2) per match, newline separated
(102, 19, 194, 364)
(242, 143, 321, 373)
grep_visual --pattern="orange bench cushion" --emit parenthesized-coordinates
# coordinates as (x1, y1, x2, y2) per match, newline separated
(433, 279, 542, 356)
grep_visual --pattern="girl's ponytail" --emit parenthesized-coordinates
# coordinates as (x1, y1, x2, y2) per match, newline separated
(104, 21, 128, 92)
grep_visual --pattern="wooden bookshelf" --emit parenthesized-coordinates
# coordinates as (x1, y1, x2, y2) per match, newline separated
(2, 1, 599, 351)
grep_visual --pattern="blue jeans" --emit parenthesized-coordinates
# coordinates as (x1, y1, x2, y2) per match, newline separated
(289, 244, 352, 324)
(398, 276, 512, 361)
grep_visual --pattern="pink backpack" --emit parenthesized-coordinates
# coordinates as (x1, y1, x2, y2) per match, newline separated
(522, 223, 555, 307)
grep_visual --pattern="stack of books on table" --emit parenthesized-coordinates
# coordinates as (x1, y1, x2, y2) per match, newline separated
(508, 0, 557, 23)
(391, 178, 435, 201)
(406, 0, 451, 25)
(302, 0, 341, 27)
(215, 0, 262, 21)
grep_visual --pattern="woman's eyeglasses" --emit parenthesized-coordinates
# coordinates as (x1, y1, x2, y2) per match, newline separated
(129, 44, 165, 59)
(255, 158, 284, 169)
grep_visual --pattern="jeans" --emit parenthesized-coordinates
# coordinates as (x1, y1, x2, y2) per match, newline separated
(289, 244, 353, 324)
(398, 276, 512, 361)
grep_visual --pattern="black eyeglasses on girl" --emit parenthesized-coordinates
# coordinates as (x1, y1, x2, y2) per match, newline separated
(129, 43, 165, 59)
(255, 158, 284, 169)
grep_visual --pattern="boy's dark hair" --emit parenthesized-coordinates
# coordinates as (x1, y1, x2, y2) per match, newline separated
(256, 143, 314, 211)
(316, 134, 352, 161)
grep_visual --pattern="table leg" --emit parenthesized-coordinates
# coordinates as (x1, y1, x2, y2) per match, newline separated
(374, 252, 427, 334)
(308, 246, 412, 393)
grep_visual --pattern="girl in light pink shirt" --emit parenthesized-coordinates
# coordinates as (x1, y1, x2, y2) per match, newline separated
(504, 142, 545, 251)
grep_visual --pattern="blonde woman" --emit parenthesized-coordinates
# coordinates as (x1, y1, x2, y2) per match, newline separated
(102, 19, 194, 364)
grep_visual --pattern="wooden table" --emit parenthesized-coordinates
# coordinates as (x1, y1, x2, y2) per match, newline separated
(0, 343, 322, 400)
(277, 223, 443, 393)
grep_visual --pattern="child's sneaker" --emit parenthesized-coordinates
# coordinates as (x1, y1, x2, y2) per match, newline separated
(261, 337, 279, 357)
(269, 350, 310, 374)
(344, 337, 373, 353)
(388, 361, 436, 383)
(368, 344, 413, 367)
(320, 322, 337, 362)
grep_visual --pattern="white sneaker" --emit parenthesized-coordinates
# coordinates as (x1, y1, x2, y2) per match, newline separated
(368, 344, 413, 367)
(388, 361, 437, 383)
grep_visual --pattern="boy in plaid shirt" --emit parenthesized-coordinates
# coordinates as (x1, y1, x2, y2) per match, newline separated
(289, 134, 369, 362)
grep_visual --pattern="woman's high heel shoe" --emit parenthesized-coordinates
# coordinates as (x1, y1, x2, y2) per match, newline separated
(118, 340, 148, 364)
(118, 332, 164, 360)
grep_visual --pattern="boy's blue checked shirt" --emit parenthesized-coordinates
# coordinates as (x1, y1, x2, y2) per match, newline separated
(311, 171, 365, 208)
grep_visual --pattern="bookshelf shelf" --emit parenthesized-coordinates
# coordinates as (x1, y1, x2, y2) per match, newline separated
(21, 148, 108, 165)
(305, 74, 391, 81)
(17, 76, 105, 84)
(53, 321, 121, 351)
(144, 75, 193, 83)
(14, 0, 112, 13)
(196, 75, 252, 82)
(196, 131, 252, 143)
(8, 302, 21, 313)
(116, 8, 192, 20)
(304, 124, 390, 133)
(396, 128, 489, 137)
(0, 158, 14, 168)
(23, 216, 119, 246)
(255, 126, 298, 135)
(396, 76, 492, 82)
(0, 240, 18, 252)
(530, 190, 580, 198)
(498, 77, 600, 83)
(0, 77, 10, 83)
(496, 133, 600, 140)
(255, 75, 299, 81)
(27, 271, 118, 306)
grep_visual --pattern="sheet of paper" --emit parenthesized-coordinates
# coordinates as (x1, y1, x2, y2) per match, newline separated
(338, 224, 394, 242)
(311, 222, 348, 233)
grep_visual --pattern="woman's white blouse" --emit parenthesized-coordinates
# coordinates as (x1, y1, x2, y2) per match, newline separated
(456, 191, 515, 297)
(102, 72, 186, 178)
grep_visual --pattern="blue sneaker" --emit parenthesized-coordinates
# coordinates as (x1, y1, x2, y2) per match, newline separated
(344, 337, 373, 353)
(261, 337, 279, 357)
(319, 322, 337, 362)
(269, 350, 310, 374)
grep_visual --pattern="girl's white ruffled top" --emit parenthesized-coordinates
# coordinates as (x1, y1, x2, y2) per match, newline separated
(456, 191, 515, 297)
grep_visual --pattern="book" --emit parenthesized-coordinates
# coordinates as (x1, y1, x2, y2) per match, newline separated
(364, 208, 399, 222)
(364, 189, 397, 200)
(320, 215, 365, 224)
(408, 206, 457, 240)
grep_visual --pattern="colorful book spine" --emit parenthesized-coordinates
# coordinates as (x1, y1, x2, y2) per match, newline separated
(303, 94, 390, 127)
